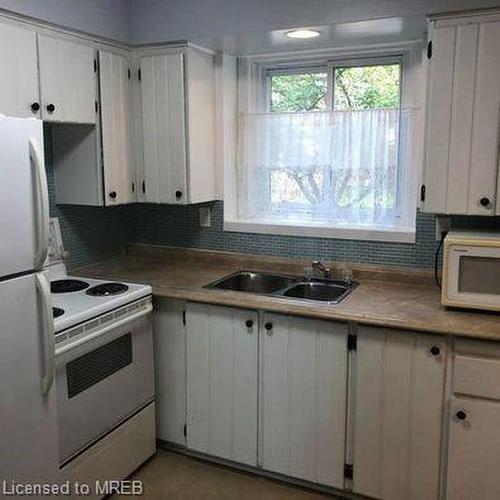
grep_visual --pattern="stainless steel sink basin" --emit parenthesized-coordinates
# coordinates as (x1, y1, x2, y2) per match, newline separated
(205, 271, 357, 304)
(207, 271, 297, 294)
(281, 281, 350, 303)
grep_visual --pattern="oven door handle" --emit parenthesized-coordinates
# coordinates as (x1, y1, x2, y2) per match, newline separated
(56, 304, 153, 357)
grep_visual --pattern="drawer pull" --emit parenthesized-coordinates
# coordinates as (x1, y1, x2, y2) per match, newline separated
(456, 410, 467, 421)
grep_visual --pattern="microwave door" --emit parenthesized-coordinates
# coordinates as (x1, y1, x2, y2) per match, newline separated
(445, 245, 500, 309)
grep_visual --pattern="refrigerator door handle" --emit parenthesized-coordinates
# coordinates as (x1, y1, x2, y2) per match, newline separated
(30, 137, 49, 270)
(36, 273, 55, 396)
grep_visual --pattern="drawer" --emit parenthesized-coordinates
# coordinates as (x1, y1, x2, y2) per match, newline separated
(453, 354, 500, 400)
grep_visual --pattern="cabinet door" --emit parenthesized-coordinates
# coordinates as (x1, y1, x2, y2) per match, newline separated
(424, 18, 500, 215)
(38, 34, 96, 124)
(353, 327, 447, 500)
(154, 299, 186, 446)
(472, 21, 500, 216)
(186, 303, 258, 465)
(0, 22, 39, 118)
(99, 50, 134, 205)
(260, 313, 348, 488)
(140, 53, 187, 204)
(447, 397, 500, 500)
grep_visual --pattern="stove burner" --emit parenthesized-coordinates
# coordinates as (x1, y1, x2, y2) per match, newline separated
(85, 283, 129, 297)
(52, 307, 65, 319)
(51, 279, 89, 294)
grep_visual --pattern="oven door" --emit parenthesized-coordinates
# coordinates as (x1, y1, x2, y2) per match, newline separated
(443, 244, 500, 311)
(55, 309, 154, 464)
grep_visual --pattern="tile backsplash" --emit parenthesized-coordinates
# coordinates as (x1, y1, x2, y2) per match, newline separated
(128, 202, 439, 269)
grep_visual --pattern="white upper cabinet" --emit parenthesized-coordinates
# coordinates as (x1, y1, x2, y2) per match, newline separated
(38, 34, 97, 124)
(423, 11, 500, 215)
(352, 327, 447, 500)
(139, 47, 216, 204)
(260, 313, 348, 489)
(99, 50, 134, 205)
(0, 22, 39, 118)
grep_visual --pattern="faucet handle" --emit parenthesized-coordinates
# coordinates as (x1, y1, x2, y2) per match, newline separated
(304, 267, 314, 280)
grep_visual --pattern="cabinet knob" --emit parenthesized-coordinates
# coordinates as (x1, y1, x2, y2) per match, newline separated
(245, 319, 253, 328)
(479, 197, 491, 208)
(430, 346, 440, 356)
(175, 190, 183, 199)
(31, 102, 40, 113)
(456, 410, 467, 421)
(109, 191, 117, 199)
(46, 103, 55, 113)
(264, 322, 273, 331)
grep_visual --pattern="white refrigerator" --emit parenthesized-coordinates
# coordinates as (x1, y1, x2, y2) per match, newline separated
(0, 116, 59, 487)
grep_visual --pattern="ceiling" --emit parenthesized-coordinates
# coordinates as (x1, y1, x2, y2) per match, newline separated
(0, 0, 499, 53)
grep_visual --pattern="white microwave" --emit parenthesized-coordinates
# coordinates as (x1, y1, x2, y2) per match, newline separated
(442, 231, 500, 311)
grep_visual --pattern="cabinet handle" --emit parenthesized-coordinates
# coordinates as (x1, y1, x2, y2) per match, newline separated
(245, 319, 253, 328)
(264, 322, 273, 332)
(430, 345, 440, 356)
(131, 182, 135, 193)
(109, 191, 117, 199)
(456, 410, 467, 421)
(479, 197, 491, 208)
(46, 103, 55, 113)
(175, 190, 183, 199)
(31, 102, 40, 113)
(142, 181, 146, 194)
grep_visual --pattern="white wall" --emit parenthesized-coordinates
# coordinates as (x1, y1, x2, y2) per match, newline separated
(0, 0, 130, 41)
(129, 0, 500, 50)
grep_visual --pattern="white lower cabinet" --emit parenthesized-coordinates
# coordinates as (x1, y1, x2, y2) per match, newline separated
(153, 298, 186, 446)
(446, 342, 500, 500)
(447, 397, 500, 500)
(154, 301, 452, 498)
(260, 313, 348, 488)
(352, 327, 447, 500)
(185, 303, 258, 466)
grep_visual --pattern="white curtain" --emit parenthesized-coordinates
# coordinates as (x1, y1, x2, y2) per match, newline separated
(238, 109, 411, 228)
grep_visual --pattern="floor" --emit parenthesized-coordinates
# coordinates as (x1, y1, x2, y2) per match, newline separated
(113, 451, 340, 499)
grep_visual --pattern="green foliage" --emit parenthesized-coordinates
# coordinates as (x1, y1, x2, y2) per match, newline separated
(270, 64, 400, 113)
(334, 64, 400, 110)
(271, 72, 327, 112)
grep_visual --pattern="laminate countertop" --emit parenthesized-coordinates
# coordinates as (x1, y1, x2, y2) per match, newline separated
(76, 245, 500, 342)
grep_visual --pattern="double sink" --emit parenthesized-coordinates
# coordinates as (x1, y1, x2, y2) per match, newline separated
(205, 270, 358, 304)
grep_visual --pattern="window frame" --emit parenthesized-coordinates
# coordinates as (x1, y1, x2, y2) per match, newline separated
(225, 45, 423, 243)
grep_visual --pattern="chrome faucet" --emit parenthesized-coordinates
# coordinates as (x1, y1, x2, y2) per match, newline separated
(312, 260, 332, 279)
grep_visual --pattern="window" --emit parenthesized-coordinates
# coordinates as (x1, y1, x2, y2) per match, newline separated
(270, 70, 328, 112)
(228, 53, 420, 242)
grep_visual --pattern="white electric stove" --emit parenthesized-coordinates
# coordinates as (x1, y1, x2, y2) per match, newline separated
(49, 218, 155, 476)
(48, 218, 152, 337)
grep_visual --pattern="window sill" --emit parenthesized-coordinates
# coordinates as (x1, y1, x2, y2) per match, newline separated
(224, 220, 416, 243)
